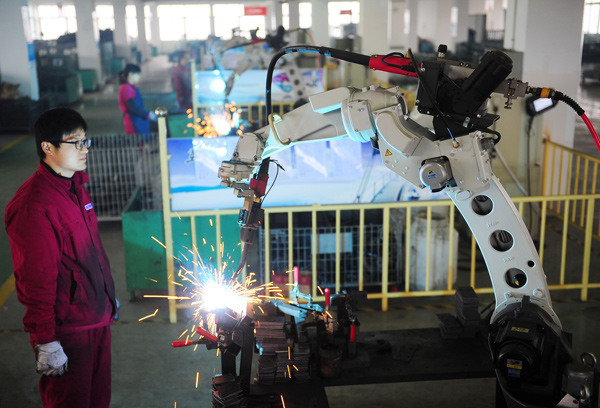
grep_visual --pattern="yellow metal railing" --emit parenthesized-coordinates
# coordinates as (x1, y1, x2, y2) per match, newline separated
(543, 139, 600, 240)
(158, 118, 600, 322)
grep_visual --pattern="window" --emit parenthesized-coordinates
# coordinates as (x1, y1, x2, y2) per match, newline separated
(281, 2, 312, 30)
(450, 6, 458, 37)
(126, 5, 137, 39)
(96, 5, 114, 31)
(37, 5, 77, 40)
(157, 4, 211, 41)
(213, 4, 244, 39)
(583, 1, 600, 34)
(145, 5, 152, 41)
(282, 3, 290, 29)
(299, 3, 312, 29)
(328, 1, 360, 38)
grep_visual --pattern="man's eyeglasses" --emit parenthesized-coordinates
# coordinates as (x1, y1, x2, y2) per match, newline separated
(59, 139, 92, 150)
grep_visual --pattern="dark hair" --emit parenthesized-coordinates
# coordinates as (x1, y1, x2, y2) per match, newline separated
(118, 63, 141, 85)
(34, 107, 88, 160)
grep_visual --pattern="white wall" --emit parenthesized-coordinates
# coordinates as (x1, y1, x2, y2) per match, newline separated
(505, 0, 584, 148)
(359, 0, 389, 54)
(0, 0, 39, 99)
(389, 0, 407, 49)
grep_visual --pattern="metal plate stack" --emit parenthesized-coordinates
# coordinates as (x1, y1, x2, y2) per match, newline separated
(275, 350, 291, 383)
(212, 374, 246, 408)
(454, 286, 480, 337)
(437, 312, 463, 339)
(254, 315, 289, 384)
(292, 340, 311, 382)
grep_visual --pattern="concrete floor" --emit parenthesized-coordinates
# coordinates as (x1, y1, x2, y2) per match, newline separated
(1, 56, 600, 408)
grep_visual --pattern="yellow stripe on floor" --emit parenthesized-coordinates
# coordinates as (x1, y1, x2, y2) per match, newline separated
(0, 134, 29, 155)
(0, 274, 15, 307)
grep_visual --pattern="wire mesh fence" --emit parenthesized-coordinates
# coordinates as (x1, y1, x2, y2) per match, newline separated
(258, 225, 401, 289)
(86, 133, 162, 219)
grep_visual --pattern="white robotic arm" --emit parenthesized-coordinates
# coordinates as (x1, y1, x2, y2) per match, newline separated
(219, 82, 557, 327)
(218, 46, 598, 407)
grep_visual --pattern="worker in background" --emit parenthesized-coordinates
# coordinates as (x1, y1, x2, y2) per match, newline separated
(172, 53, 193, 112)
(5, 108, 117, 408)
(118, 63, 157, 135)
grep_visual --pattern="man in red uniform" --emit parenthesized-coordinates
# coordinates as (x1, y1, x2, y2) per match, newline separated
(5, 107, 116, 408)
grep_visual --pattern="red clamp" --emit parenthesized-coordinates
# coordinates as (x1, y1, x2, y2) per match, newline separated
(293, 266, 300, 284)
(171, 327, 219, 348)
(324, 288, 331, 306)
(196, 327, 219, 343)
(368, 55, 418, 78)
(350, 324, 356, 343)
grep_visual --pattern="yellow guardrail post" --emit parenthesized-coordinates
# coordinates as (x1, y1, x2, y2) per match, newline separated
(381, 207, 390, 311)
(358, 209, 365, 292)
(581, 198, 595, 301)
(335, 209, 341, 294)
(288, 211, 294, 286)
(404, 207, 412, 293)
(312, 210, 318, 298)
(158, 114, 177, 323)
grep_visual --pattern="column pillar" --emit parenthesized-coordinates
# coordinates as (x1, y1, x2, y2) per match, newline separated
(405, 0, 419, 51)
(0, 0, 39, 100)
(274, 1, 283, 29)
(135, 0, 149, 62)
(74, 0, 103, 82)
(288, 0, 300, 42)
(454, 0, 471, 45)
(504, 0, 584, 148)
(359, 0, 389, 54)
(310, 0, 329, 46)
(148, 2, 160, 53)
(113, 0, 129, 60)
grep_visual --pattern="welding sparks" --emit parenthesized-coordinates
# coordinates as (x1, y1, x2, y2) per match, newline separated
(144, 277, 158, 283)
(195, 372, 199, 388)
(281, 395, 286, 408)
(143, 295, 191, 300)
(138, 308, 159, 321)
(151, 236, 167, 249)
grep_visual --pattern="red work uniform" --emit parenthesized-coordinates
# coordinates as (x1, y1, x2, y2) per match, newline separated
(5, 162, 116, 408)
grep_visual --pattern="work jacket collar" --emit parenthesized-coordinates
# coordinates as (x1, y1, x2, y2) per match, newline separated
(39, 161, 89, 191)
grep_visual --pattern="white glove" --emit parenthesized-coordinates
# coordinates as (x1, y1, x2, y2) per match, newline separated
(35, 341, 68, 376)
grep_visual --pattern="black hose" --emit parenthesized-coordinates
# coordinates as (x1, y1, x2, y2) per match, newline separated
(553, 92, 585, 116)
(265, 45, 371, 116)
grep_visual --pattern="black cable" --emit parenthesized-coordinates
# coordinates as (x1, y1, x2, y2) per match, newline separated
(265, 45, 371, 117)
(526, 116, 534, 232)
(381, 52, 415, 72)
(474, 127, 502, 145)
(262, 159, 284, 202)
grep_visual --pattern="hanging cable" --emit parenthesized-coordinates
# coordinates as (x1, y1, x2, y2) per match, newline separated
(528, 87, 600, 156)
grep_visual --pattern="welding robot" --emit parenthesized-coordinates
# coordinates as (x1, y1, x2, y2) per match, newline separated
(216, 43, 600, 407)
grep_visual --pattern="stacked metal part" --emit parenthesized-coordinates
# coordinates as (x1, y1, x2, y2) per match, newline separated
(212, 374, 246, 408)
(454, 286, 481, 337)
(292, 331, 311, 383)
(254, 315, 289, 384)
(437, 286, 481, 339)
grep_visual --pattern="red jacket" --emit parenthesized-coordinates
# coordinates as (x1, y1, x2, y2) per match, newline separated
(5, 162, 116, 346)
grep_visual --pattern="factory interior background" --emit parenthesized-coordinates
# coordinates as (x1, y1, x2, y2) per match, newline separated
(1, 0, 600, 407)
